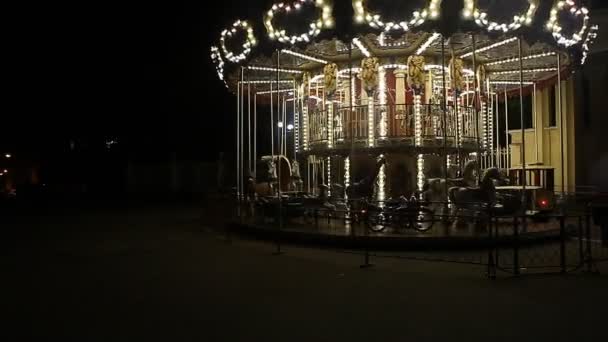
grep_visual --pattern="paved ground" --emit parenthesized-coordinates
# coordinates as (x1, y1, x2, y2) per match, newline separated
(3, 200, 608, 341)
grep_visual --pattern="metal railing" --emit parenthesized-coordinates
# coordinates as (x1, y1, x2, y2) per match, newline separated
(228, 196, 607, 278)
(307, 103, 480, 149)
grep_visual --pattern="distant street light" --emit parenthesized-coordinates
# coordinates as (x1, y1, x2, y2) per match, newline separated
(287, 124, 294, 131)
(4, 154, 11, 159)
(277, 121, 284, 128)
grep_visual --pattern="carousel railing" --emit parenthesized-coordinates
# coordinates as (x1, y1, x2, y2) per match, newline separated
(307, 103, 480, 149)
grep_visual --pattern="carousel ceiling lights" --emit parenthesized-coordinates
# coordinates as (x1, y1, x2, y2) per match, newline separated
(485, 52, 557, 66)
(220, 20, 257, 63)
(247, 66, 303, 74)
(490, 81, 534, 85)
(463, 0, 539, 33)
(264, 0, 334, 45)
(353, 0, 442, 32)
(256, 88, 296, 95)
(581, 25, 599, 65)
(240, 80, 294, 84)
(281, 49, 328, 64)
(460, 37, 517, 58)
(416, 32, 441, 55)
(546, 0, 590, 47)
(492, 67, 557, 76)
(352, 37, 371, 57)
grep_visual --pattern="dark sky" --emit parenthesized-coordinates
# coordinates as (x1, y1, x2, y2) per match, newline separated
(2, 0, 605, 161)
(3, 1, 274, 162)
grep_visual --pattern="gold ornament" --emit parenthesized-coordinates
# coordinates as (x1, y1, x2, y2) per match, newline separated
(449, 57, 464, 93)
(324, 63, 338, 98)
(407, 56, 426, 91)
(360, 57, 379, 94)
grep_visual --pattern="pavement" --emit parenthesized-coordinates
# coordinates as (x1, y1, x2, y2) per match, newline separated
(3, 200, 608, 341)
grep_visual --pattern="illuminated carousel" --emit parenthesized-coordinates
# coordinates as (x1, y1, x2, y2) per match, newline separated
(212, 0, 599, 233)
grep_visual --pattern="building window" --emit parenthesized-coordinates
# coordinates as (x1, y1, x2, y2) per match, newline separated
(549, 85, 557, 127)
(508, 94, 533, 130)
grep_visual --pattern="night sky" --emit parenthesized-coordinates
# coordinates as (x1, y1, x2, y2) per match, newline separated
(2, 0, 605, 162)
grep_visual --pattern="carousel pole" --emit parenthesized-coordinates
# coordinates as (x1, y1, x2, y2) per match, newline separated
(495, 92, 500, 169)
(504, 86, 510, 172)
(241, 67, 245, 200)
(254, 93, 257, 178)
(277, 49, 282, 199)
(533, 82, 538, 163)
(236, 75, 240, 200)
(451, 47, 462, 175)
(349, 42, 354, 193)
(471, 34, 481, 184)
(293, 79, 297, 158)
(270, 75, 274, 157)
(518, 38, 527, 196)
(248, 68, 252, 176)
(557, 53, 565, 196)
(441, 36, 449, 204)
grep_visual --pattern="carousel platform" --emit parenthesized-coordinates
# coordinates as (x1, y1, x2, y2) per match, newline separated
(227, 215, 573, 251)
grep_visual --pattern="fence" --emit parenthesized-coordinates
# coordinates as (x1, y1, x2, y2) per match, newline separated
(227, 197, 607, 278)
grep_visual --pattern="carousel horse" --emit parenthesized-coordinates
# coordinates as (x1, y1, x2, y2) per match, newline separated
(289, 159, 303, 192)
(448, 167, 502, 219)
(423, 160, 479, 204)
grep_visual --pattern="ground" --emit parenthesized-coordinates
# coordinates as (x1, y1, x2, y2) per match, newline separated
(3, 199, 608, 341)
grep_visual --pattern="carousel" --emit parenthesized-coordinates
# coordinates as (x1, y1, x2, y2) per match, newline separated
(212, 0, 599, 231)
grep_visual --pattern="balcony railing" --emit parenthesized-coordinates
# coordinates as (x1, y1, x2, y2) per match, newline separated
(307, 103, 480, 150)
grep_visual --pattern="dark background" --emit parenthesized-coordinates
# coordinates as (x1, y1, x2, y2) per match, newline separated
(1, 0, 606, 196)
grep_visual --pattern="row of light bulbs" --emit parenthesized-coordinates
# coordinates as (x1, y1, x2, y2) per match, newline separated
(492, 68, 557, 76)
(352, 37, 371, 58)
(485, 52, 556, 66)
(353, 0, 441, 33)
(464, 0, 538, 33)
(547, 0, 589, 47)
(265, 0, 333, 45)
(581, 25, 599, 65)
(247, 66, 303, 74)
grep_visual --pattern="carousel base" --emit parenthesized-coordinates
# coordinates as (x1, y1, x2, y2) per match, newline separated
(227, 216, 569, 251)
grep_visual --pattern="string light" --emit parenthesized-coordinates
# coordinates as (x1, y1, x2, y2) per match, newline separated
(492, 68, 557, 76)
(220, 20, 257, 63)
(413, 93, 424, 192)
(256, 88, 296, 95)
(546, 0, 590, 47)
(378, 157, 386, 203)
(265, 0, 334, 45)
(489, 81, 534, 85)
(326, 156, 331, 196)
(460, 37, 517, 58)
(353, 0, 442, 33)
(210, 46, 227, 88)
(581, 25, 599, 65)
(485, 52, 556, 66)
(281, 49, 328, 64)
(344, 157, 350, 199)
(242, 80, 294, 85)
(352, 37, 371, 58)
(247, 66, 303, 74)
(464, 0, 538, 33)
(416, 33, 441, 55)
(378, 66, 387, 138)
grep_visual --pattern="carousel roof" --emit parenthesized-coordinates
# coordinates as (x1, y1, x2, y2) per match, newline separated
(210, 0, 600, 93)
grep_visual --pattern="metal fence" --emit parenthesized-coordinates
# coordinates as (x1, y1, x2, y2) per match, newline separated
(227, 198, 607, 278)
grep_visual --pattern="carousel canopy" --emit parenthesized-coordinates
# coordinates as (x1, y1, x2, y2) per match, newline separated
(210, 0, 599, 93)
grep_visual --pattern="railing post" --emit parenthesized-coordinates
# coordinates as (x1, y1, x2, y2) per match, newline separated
(513, 216, 520, 276)
(559, 215, 567, 274)
(360, 211, 374, 269)
(585, 210, 595, 273)
(487, 209, 496, 280)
